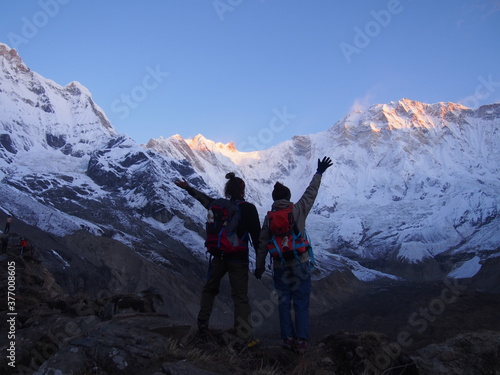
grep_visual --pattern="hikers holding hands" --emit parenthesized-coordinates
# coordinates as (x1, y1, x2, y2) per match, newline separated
(255, 156, 333, 353)
(175, 173, 261, 347)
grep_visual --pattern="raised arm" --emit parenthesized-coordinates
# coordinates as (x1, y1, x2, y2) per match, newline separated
(294, 157, 333, 218)
(174, 178, 214, 209)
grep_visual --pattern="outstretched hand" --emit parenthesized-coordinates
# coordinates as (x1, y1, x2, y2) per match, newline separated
(174, 178, 190, 190)
(317, 156, 333, 174)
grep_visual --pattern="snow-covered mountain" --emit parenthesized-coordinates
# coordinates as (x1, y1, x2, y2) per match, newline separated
(147, 102, 500, 280)
(1, 41, 499, 285)
(0, 42, 213, 270)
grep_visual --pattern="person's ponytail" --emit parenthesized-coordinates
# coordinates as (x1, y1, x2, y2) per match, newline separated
(224, 172, 245, 199)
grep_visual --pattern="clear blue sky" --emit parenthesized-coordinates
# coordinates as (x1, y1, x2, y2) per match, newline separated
(1, 0, 499, 151)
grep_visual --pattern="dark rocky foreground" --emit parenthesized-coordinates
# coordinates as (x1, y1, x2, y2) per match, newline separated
(1, 243, 499, 375)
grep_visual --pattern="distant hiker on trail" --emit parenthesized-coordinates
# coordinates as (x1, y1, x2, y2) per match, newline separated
(1, 233, 8, 253)
(254, 156, 333, 354)
(174, 172, 261, 347)
(20, 237, 27, 256)
(4, 215, 12, 233)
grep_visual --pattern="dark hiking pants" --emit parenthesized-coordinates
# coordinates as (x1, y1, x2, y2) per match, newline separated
(198, 256, 252, 341)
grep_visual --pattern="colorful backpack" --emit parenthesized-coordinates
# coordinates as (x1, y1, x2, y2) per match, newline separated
(266, 203, 310, 262)
(205, 198, 248, 256)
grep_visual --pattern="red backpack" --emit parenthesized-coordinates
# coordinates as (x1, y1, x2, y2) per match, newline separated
(266, 204, 309, 262)
(205, 198, 248, 256)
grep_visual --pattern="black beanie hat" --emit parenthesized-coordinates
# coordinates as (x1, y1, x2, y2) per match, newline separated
(272, 182, 291, 201)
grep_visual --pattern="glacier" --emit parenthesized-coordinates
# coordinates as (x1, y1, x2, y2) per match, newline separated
(1, 41, 499, 283)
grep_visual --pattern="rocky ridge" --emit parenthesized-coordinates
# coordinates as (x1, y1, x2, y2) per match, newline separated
(1, 242, 499, 375)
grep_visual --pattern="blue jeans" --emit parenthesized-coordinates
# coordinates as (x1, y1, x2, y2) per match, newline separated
(273, 261, 311, 340)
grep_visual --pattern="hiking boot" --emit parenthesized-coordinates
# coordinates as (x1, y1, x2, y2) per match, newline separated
(294, 339, 309, 354)
(282, 336, 296, 351)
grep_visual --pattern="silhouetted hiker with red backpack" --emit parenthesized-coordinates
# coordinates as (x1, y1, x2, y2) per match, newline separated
(255, 156, 333, 354)
(175, 173, 261, 347)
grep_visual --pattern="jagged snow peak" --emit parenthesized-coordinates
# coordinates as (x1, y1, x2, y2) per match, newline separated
(147, 100, 500, 275)
(0, 43, 116, 168)
(146, 134, 261, 198)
